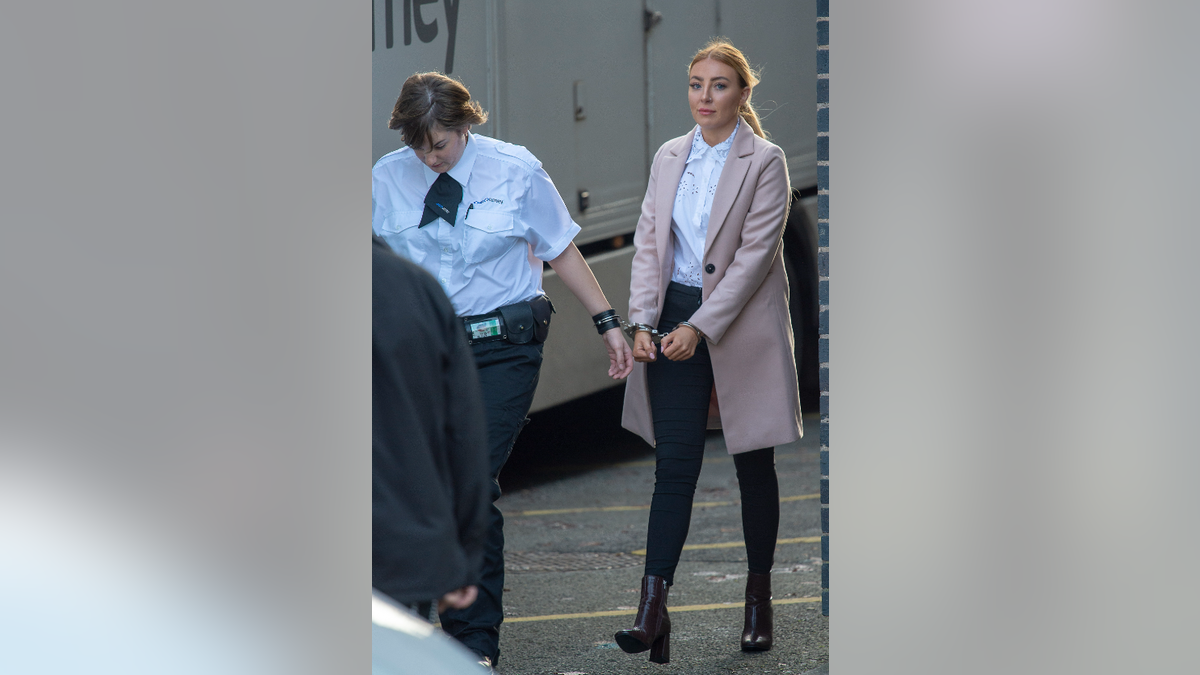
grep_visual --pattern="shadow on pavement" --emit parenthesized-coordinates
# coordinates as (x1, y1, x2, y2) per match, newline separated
(499, 385, 655, 493)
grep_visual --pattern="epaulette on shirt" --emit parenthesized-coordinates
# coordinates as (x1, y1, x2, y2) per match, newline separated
(374, 145, 411, 169)
(493, 141, 541, 171)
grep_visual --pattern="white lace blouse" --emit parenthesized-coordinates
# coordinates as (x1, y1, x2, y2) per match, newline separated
(669, 119, 740, 287)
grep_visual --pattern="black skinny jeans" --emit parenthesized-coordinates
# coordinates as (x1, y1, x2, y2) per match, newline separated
(643, 282, 780, 585)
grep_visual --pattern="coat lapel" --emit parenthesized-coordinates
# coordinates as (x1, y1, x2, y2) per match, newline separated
(704, 126, 755, 253)
(655, 133, 691, 270)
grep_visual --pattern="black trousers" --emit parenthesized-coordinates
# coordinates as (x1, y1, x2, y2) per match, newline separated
(643, 282, 780, 585)
(438, 340, 543, 665)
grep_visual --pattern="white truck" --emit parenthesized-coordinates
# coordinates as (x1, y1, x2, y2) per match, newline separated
(373, 0, 819, 412)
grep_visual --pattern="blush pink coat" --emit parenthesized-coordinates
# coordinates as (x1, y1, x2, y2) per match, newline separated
(621, 125, 803, 454)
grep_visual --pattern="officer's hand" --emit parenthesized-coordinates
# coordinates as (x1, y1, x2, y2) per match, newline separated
(603, 327, 634, 379)
(661, 324, 699, 361)
(632, 331, 657, 363)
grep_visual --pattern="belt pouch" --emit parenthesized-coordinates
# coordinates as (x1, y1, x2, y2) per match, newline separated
(498, 301, 536, 344)
(530, 295, 554, 343)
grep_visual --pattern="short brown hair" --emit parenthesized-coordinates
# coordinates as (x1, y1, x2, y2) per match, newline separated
(389, 72, 488, 150)
(689, 39, 766, 139)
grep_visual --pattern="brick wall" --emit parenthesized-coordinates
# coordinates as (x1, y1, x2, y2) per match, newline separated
(816, 0, 830, 618)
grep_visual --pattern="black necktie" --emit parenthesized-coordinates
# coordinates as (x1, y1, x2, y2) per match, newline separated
(419, 173, 463, 227)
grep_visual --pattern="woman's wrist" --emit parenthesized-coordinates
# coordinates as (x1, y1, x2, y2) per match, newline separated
(625, 322, 661, 343)
(675, 321, 706, 341)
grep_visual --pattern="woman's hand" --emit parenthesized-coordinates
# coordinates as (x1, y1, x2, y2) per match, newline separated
(632, 331, 658, 363)
(661, 324, 700, 361)
(603, 327, 634, 379)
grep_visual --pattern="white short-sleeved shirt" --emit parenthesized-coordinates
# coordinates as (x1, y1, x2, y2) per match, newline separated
(669, 120, 740, 287)
(372, 133, 581, 316)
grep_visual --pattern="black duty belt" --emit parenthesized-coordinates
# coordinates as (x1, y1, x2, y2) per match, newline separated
(461, 295, 555, 346)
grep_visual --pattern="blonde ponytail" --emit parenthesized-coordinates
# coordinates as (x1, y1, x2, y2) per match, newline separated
(740, 103, 766, 139)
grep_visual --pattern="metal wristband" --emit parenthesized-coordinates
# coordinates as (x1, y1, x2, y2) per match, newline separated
(621, 320, 663, 344)
(675, 321, 706, 341)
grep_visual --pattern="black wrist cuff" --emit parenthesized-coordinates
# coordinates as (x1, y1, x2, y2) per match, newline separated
(591, 309, 618, 324)
(593, 309, 621, 335)
(595, 317, 621, 335)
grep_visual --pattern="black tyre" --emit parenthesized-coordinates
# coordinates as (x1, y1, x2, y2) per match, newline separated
(783, 188, 821, 413)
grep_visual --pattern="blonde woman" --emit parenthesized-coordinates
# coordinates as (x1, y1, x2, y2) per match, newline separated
(616, 40, 802, 663)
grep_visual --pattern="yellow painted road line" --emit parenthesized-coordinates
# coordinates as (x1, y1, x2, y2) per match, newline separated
(508, 494, 820, 518)
(506, 597, 821, 623)
(781, 493, 821, 502)
(777, 536, 823, 544)
(631, 536, 821, 556)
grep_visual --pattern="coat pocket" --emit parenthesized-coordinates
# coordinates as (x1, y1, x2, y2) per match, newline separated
(462, 210, 518, 265)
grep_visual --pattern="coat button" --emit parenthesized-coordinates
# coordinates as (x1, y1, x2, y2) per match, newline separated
(705, 263, 716, 274)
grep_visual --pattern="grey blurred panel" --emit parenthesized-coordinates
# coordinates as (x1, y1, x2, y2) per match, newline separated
(4, 0, 372, 670)
(500, 0, 647, 224)
(531, 246, 635, 412)
(372, 0, 494, 163)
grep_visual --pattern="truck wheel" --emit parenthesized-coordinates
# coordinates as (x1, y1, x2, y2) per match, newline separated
(783, 189, 821, 413)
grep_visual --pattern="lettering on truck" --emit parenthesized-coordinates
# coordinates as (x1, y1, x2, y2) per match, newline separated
(372, 0, 460, 73)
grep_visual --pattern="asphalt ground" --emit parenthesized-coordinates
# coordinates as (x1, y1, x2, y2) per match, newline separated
(475, 387, 828, 675)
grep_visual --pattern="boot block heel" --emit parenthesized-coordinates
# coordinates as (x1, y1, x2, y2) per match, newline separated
(649, 632, 670, 664)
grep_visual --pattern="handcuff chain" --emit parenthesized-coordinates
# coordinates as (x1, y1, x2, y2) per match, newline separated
(620, 318, 664, 345)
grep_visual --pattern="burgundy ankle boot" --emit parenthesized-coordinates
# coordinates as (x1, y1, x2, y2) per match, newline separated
(614, 574, 672, 664)
(741, 571, 773, 651)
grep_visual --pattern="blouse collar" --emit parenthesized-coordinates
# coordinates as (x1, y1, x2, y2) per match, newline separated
(686, 117, 740, 164)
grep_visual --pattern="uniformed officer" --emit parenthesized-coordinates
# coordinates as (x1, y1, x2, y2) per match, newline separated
(372, 71, 633, 668)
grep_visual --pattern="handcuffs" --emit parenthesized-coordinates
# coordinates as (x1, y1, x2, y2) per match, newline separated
(620, 319, 705, 345)
(621, 319, 664, 345)
(594, 311, 703, 346)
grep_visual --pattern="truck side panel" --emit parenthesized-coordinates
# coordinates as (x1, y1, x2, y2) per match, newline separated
(498, 1, 648, 246)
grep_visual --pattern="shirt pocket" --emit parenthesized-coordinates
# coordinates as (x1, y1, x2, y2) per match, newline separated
(462, 210, 518, 265)
(377, 211, 427, 265)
